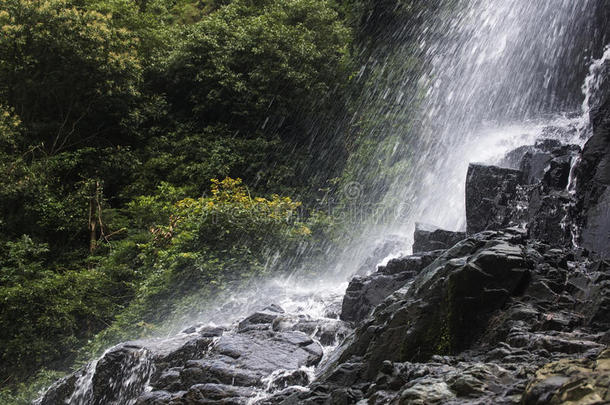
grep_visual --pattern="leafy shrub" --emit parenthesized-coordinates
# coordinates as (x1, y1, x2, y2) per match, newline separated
(0, 258, 125, 385)
(88, 178, 313, 348)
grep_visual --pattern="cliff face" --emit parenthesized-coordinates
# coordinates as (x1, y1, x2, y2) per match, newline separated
(577, 60, 610, 258)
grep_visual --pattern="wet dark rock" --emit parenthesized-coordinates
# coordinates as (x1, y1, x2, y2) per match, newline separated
(574, 96, 610, 256)
(551, 145, 580, 183)
(541, 154, 572, 190)
(520, 149, 554, 185)
(267, 369, 311, 390)
(337, 230, 533, 378)
(272, 314, 350, 347)
(580, 186, 610, 257)
(134, 391, 173, 405)
(199, 326, 225, 338)
(40, 308, 323, 405)
(536, 138, 564, 152)
(148, 329, 322, 401)
(527, 191, 572, 246)
(500, 144, 537, 170)
(340, 271, 414, 323)
(583, 260, 610, 328)
(38, 344, 156, 405)
(412, 222, 466, 253)
(151, 368, 182, 391)
(180, 383, 257, 403)
(492, 140, 583, 249)
(238, 304, 285, 332)
(378, 250, 442, 276)
(571, 58, 609, 257)
(179, 358, 261, 388)
(501, 139, 568, 185)
(466, 164, 525, 234)
(91, 345, 154, 405)
(340, 249, 442, 323)
(306, 216, 609, 402)
(154, 336, 216, 368)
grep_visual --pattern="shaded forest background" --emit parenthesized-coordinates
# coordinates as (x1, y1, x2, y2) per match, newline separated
(0, 0, 430, 402)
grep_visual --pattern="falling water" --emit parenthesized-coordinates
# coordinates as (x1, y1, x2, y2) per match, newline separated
(579, 45, 610, 133)
(334, 0, 607, 269)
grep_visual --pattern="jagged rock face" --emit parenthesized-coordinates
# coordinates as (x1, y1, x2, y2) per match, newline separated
(340, 250, 441, 323)
(465, 164, 524, 234)
(339, 230, 534, 375)
(575, 61, 610, 257)
(466, 141, 584, 248)
(279, 233, 609, 404)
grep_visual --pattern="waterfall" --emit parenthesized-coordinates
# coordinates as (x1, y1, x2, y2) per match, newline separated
(37, 1, 608, 403)
(333, 0, 608, 274)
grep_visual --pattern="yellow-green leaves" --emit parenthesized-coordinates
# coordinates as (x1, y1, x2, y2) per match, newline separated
(0, 105, 20, 150)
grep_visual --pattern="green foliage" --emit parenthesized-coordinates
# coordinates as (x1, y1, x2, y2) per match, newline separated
(0, 0, 142, 154)
(166, 0, 351, 135)
(0, 0, 355, 399)
(0, 104, 20, 152)
(0, 369, 65, 405)
(0, 261, 128, 385)
(89, 178, 312, 348)
(132, 125, 299, 196)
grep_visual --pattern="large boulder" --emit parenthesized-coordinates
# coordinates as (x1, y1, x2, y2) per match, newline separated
(412, 223, 466, 253)
(340, 250, 441, 323)
(522, 349, 610, 405)
(337, 229, 534, 379)
(465, 164, 524, 234)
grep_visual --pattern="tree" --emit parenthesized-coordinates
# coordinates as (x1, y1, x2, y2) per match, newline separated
(165, 0, 351, 138)
(0, 0, 142, 155)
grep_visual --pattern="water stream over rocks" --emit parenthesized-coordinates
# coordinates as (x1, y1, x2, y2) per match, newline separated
(37, 0, 609, 404)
